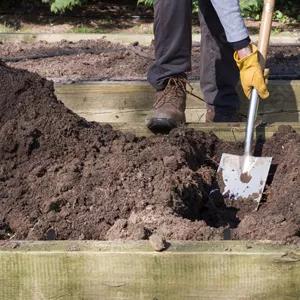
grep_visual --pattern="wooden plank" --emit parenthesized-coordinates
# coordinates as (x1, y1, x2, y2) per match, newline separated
(0, 241, 299, 300)
(77, 110, 300, 126)
(240, 81, 300, 123)
(111, 122, 300, 140)
(79, 108, 207, 124)
(54, 80, 300, 124)
(0, 33, 154, 45)
(0, 33, 299, 46)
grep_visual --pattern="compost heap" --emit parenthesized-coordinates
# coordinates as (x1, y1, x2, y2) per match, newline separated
(0, 63, 299, 244)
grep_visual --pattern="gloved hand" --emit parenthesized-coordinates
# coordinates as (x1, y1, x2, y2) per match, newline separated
(234, 44, 269, 100)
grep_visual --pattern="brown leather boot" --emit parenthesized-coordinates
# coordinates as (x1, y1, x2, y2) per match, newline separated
(147, 76, 187, 133)
(205, 105, 244, 122)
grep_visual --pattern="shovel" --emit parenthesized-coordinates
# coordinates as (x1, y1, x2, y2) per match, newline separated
(217, 0, 275, 203)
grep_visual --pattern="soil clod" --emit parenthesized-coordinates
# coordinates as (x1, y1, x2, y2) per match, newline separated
(149, 234, 168, 252)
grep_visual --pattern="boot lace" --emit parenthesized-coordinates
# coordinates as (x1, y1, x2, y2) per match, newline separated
(154, 76, 205, 109)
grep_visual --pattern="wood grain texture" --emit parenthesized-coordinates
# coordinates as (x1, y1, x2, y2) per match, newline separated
(55, 80, 300, 140)
(110, 122, 300, 140)
(55, 80, 300, 124)
(0, 241, 299, 300)
(0, 33, 299, 46)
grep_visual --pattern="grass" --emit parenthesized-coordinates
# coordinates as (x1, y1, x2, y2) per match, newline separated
(69, 23, 154, 34)
(70, 25, 106, 34)
(0, 24, 15, 33)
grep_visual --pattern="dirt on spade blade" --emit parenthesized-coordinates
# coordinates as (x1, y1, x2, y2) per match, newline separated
(0, 63, 299, 244)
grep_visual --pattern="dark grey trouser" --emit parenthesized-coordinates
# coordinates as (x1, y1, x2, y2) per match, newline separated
(147, 0, 240, 112)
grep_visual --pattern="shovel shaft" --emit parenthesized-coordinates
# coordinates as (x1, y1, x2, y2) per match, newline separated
(258, 0, 276, 65)
(245, 89, 259, 156)
(244, 0, 275, 156)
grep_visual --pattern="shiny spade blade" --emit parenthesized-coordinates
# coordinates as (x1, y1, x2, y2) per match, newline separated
(218, 153, 272, 202)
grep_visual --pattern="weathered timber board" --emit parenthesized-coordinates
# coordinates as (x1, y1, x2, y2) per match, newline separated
(54, 80, 300, 124)
(1, 33, 299, 45)
(0, 241, 299, 300)
(110, 122, 300, 140)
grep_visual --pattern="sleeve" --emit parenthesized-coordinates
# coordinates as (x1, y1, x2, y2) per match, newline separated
(210, 0, 250, 45)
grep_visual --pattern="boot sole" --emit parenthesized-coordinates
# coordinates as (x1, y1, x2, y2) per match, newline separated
(147, 118, 178, 134)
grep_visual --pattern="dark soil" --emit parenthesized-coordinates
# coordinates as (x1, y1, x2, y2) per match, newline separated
(0, 40, 299, 83)
(0, 63, 299, 243)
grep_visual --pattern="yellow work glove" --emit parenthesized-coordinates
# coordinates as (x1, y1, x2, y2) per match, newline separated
(234, 44, 269, 100)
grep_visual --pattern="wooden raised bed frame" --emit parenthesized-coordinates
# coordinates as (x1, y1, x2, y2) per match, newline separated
(54, 80, 300, 140)
(0, 241, 299, 299)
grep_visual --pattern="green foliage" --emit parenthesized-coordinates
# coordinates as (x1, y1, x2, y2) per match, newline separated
(240, 0, 263, 20)
(51, 0, 82, 13)
(274, 0, 300, 23)
(2, 0, 298, 21)
(137, 0, 153, 7)
(137, 0, 198, 12)
(137, 0, 299, 23)
(41, 0, 84, 13)
(240, 0, 299, 23)
(0, 0, 85, 13)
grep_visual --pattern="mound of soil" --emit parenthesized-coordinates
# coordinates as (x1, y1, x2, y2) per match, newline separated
(0, 40, 299, 82)
(0, 63, 299, 243)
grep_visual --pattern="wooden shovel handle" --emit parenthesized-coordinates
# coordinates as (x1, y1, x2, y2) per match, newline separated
(258, 0, 275, 68)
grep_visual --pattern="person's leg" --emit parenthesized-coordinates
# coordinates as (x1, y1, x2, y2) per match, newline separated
(147, 0, 193, 133)
(198, 0, 241, 121)
(147, 0, 193, 91)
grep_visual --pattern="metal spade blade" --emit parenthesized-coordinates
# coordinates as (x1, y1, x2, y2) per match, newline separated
(217, 88, 273, 203)
(218, 153, 272, 202)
